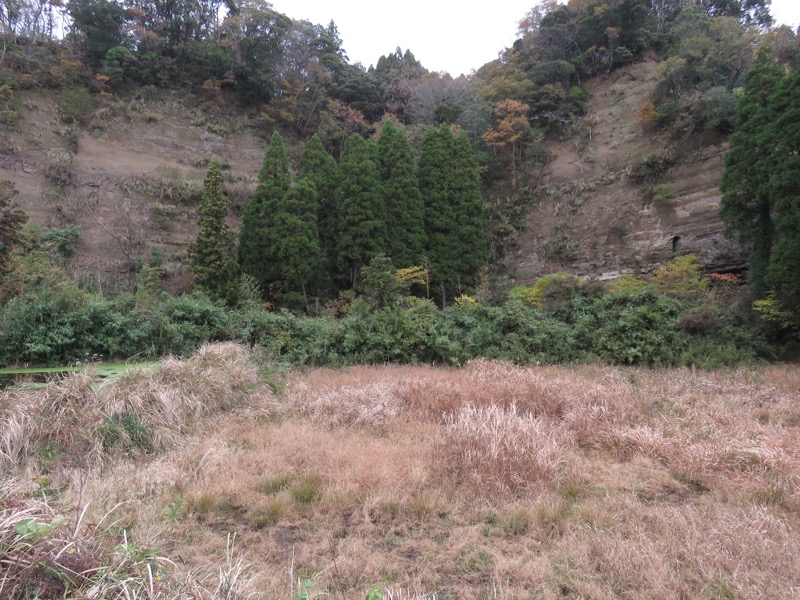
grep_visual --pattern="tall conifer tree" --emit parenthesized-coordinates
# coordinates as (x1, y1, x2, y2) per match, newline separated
(452, 132, 489, 289)
(418, 124, 457, 303)
(720, 48, 784, 298)
(377, 119, 426, 268)
(419, 124, 487, 303)
(335, 133, 386, 286)
(239, 131, 291, 295)
(189, 159, 236, 301)
(763, 67, 800, 316)
(298, 134, 338, 275)
(272, 178, 320, 306)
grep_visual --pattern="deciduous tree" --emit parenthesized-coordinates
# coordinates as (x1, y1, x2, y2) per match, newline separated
(482, 99, 531, 174)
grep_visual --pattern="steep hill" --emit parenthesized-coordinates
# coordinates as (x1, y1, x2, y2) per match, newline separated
(1, 90, 269, 291)
(1, 61, 744, 292)
(511, 59, 745, 284)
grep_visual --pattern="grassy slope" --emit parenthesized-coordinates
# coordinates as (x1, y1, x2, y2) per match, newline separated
(2, 345, 799, 599)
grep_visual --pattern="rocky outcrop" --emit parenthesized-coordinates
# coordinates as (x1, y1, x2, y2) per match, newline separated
(512, 61, 746, 284)
(1, 69, 746, 292)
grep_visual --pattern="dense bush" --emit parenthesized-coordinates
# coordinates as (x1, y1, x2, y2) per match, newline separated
(0, 278, 765, 368)
(0, 285, 125, 365)
(0, 289, 229, 366)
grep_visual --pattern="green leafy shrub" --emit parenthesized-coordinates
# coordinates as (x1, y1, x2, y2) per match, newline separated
(56, 86, 94, 124)
(572, 289, 686, 366)
(507, 273, 602, 316)
(122, 292, 229, 358)
(608, 274, 649, 296)
(0, 83, 20, 124)
(631, 150, 673, 184)
(0, 285, 125, 365)
(39, 225, 81, 261)
(655, 254, 710, 300)
(652, 183, 677, 204)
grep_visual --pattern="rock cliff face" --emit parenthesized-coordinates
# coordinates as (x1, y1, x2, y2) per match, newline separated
(512, 60, 746, 284)
(0, 63, 746, 292)
(0, 91, 266, 291)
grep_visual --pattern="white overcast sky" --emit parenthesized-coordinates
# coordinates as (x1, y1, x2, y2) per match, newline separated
(269, 0, 800, 76)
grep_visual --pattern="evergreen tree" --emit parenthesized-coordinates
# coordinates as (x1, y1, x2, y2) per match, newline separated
(335, 133, 387, 287)
(418, 124, 487, 304)
(272, 178, 320, 307)
(189, 159, 236, 301)
(377, 119, 426, 268)
(720, 48, 784, 298)
(418, 124, 458, 303)
(451, 132, 489, 290)
(239, 131, 291, 295)
(763, 67, 800, 317)
(298, 134, 338, 276)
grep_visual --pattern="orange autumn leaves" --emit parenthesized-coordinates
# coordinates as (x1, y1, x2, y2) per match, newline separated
(482, 99, 531, 176)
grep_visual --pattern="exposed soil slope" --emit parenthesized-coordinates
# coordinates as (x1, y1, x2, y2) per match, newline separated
(0, 65, 745, 291)
(1, 90, 268, 291)
(513, 60, 745, 283)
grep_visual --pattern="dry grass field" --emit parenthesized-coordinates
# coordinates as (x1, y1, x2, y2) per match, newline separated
(2, 344, 799, 599)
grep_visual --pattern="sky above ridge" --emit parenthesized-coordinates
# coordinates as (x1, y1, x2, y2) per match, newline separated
(269, 0, 800, 76)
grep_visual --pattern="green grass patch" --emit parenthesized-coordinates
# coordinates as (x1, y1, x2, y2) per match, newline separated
(0, 363, 156, 376)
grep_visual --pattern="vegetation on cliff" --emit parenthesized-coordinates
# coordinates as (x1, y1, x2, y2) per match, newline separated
(0, 0, 798, 363)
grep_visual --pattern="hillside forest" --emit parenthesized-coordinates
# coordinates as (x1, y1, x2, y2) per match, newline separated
(1, 0, 800, 367)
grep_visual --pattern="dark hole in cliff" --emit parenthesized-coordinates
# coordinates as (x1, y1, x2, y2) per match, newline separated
(671, 236, 681, 252)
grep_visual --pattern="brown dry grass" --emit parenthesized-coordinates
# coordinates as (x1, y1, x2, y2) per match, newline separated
(2, 349, 799, 598)
(0, 343, 278, 476)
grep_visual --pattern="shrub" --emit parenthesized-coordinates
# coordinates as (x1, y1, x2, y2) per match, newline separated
(652, 183, 677, 204)
(680, 306, 718, 334)
(572, 289, 686, 366)
(630, 150, 673, 184)
(636, 101, 657, 126)
(508, 273, 601, 316)
(122, 292, 229, 358)
(655, 99, 679, 126)
(655, 254, 710, 300)
(702, 86, 736, 132)
(0, 286, 126, 365)
(609, 221, 628, 238)
(0, 83, 20, 124)
(39, 225, 81, 261)
(608, 274, 649, 296)
(56, 86, 94, 124)
(43, 150, 74, 186)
